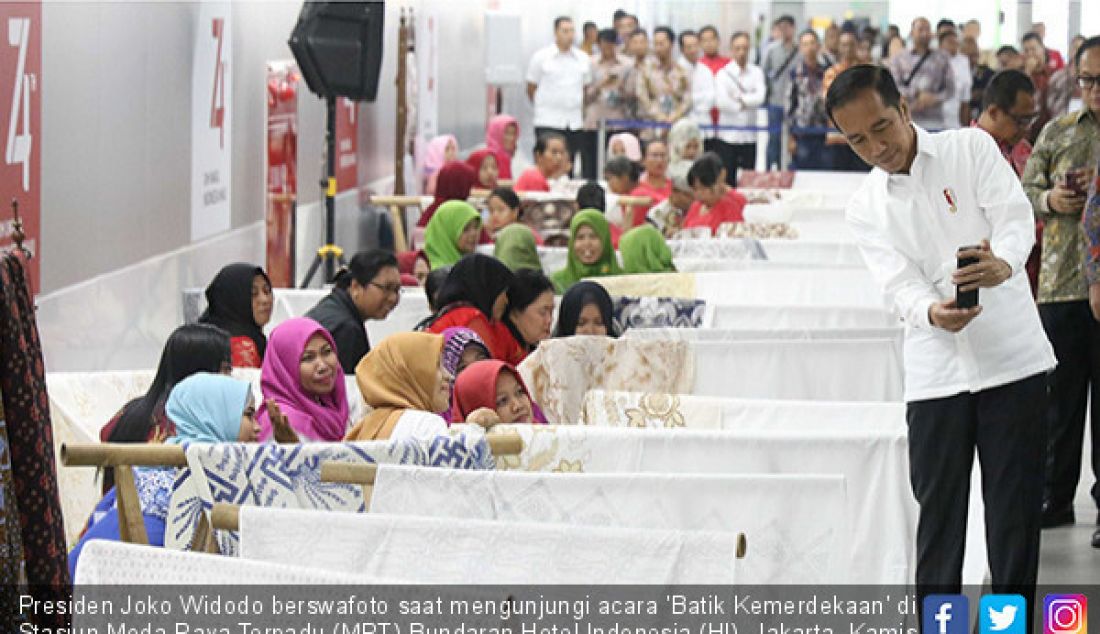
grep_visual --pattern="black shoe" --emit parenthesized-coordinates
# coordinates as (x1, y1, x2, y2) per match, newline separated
(1092, 525, 1100, 549)
(1040, 503, 1076, 528)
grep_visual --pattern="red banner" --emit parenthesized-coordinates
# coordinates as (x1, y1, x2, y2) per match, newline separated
(335, 97, 358, 192)
(0, 2, 41, 291)
(265, 62, 300, 288)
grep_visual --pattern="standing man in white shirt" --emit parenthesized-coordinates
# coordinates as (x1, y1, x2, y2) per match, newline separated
(714, 32, 767, 184)
(526, 17, 592, 178)
(939, 28, 973, 128)
(827, 65, 1055, 613)
(677, 30, 700, 76)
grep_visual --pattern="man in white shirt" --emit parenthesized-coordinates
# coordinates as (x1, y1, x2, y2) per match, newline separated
(677, 30, 700, 75)
(939, 28, 973, 128)
(713, 32, 766, 184)
(827, 65, 1055, 613)
(526, 17, 592, 178)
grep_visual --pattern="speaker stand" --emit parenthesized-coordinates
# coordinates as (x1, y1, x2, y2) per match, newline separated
(300, 95, 346, 288)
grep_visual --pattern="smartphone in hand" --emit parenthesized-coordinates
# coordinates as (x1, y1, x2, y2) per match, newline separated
(956, 245, 980, 309)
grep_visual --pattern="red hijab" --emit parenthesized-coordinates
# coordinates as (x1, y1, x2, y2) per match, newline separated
(419, 162, 477, 227)
(466, 148, 503, 188)
(486, 115, 518, 179)
(449, 359, 538, 424)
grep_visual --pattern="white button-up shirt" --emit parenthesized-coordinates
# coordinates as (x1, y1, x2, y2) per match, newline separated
(526, 44, 592, 130)
(714, 61, 767, 145)
(846, 125, 1056, 402)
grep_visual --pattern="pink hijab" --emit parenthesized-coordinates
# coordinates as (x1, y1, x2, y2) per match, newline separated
(423, 134, 457, 178)
(257, 317, 350, 442)
(609, 133, 642, 162)
(486, 115, 518, 179)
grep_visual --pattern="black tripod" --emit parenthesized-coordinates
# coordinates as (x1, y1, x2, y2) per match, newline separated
(300, 95, 346, 287)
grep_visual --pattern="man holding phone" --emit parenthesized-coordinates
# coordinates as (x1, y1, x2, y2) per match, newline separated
(1021, 36, 1100, 545)
(828, 65, 1055, 612)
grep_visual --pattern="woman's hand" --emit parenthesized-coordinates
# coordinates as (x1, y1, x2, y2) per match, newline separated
(267, 400, 301, 444)
(465, 407, 501, 429)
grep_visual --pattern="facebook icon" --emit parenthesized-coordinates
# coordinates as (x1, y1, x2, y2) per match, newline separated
(924, 595, 970, 634)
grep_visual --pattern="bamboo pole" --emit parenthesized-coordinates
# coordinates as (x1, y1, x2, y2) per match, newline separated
(61, 443, 187, 467)
(114, 465, 149, 545)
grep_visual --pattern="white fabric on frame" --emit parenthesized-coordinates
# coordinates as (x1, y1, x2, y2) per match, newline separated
(690, 338, 903, 402)
(73, 540, 375, 585)
(491, 424, 911, 583)
(692, 269, 885, 307)
(370, 466, 849, 583)
(237, 505, 740, 584)
(759, 240, 867, 268)
(517, 337, 694, 425)
(708, 304, 899, 329)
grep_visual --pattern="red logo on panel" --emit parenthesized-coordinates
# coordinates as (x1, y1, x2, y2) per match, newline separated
(210, 18, 226, 149)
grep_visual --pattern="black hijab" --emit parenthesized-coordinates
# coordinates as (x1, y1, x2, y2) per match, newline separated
(553, 280, 618, 338)
(199, 263, 270, 356)
(433, 254, 516, 321)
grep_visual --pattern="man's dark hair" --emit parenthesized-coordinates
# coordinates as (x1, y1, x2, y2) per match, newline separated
(1021, 31, 1043, 45)
(698, 25, 719, 39)
(489, 186, 521, 212)
(981, 69, 1035, 113)
(553, 16, 572, 31)
(598, 28, 618, 44)
(678, 29, 697, 49)
(654, 26, 675, 43)
(799, 28, 820, 43)
(612, 9, 627, 22)
(1075, 35, 1100, 66)
(533, 132, 566, 159)
(687, 152, 725, 188)
(630, 28, 647, 40)
(825, 64, 902, 129)
(936, 19, 956, 33)
(997, 45, 1020, 57)
(576, 180, 606, 212)
(776, 15, 796, 27)
(730, 31, 750, 45)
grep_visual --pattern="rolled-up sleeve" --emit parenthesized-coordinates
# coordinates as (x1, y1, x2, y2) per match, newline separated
(973, 130, 1036, 276)
(847, 191, 941, 329)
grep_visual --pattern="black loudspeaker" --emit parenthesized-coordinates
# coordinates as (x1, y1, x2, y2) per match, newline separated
(288, 1, 385, 101)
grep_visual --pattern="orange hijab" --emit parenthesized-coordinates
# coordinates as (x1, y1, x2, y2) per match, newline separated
(345, 332, 445, 441)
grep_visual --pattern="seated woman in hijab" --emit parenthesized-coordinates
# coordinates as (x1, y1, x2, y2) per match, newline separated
(98, 323, 231, 493)
(441, 327, 490, 380)
(69, 372, 263, 576)
(494, 223, 543, 272)
(199, 263, 272, 368)
(345, 332, 453, 441)
(667, 118, 703, 166)
(418, 161, 476, 228)
(396, 250, 430, 287)
(423, 254, 524, 365)
(257, 317, 350, 442)
(620, 225, 676, 275)
(423, 201, 482, 270)
(450, 360, 546, 429)
(575, 180, 623, 247)
(550, 210, 623, 294)
(486, 114, 519, 180)
(607, 132, 642, 162)
(422, 134, 458, 196)
(466, 148, 501, 190)
(306, 250, 401, 374)
(503, 269, 555, 362)
(553, 280, 619, 337)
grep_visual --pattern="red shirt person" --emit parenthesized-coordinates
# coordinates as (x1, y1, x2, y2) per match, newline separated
(682, 152, 748, 235)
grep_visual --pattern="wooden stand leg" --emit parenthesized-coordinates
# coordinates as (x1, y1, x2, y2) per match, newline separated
(114, 465, 149, 545)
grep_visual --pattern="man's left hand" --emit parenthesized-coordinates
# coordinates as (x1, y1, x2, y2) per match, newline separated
(952, 240, 1013, 292)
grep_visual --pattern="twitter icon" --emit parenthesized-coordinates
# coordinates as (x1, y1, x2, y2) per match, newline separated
(981, 595, 1027, 634)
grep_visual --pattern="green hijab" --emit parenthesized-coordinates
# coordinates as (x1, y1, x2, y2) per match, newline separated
(620, 224, 675, 274)
(550, 209, 622, 294)
(494, 224, 543, 272)
(424, 200, 481, 270)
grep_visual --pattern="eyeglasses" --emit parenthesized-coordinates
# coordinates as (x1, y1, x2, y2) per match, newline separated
(1077, 75, 1100, 90)
(1010, 112, 1039, 128)
(369, 282, 403, 296)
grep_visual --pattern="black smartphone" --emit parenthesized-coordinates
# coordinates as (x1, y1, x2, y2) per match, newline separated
(956, 246, 980, 309)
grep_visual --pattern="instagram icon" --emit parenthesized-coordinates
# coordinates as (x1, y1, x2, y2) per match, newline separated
(1045, 595, 1088, 634)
